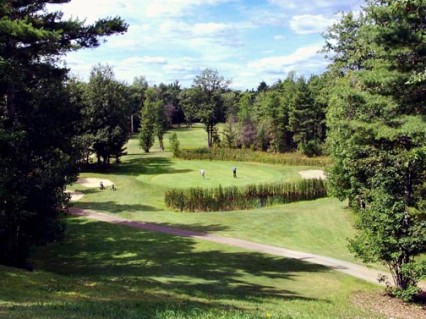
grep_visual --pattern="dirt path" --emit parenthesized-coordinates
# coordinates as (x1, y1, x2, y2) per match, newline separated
(68, 207, 425, 289)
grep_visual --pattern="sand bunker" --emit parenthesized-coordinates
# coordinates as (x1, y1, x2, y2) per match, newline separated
(298, 170, 326, 180)
(77, 178, 113, 188)
(65, 190, 84, 201)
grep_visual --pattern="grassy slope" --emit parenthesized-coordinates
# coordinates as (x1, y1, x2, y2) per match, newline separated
(0, 217, 382, 319)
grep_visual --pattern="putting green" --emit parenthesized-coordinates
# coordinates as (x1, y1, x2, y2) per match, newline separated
(137, 159, 316, 188)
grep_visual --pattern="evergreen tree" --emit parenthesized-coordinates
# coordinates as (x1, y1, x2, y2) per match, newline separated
(290, 77, 323, 156)
(0, 0, 127, 267)
(326, 0, 426, 297)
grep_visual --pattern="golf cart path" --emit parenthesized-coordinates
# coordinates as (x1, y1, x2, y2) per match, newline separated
(69, 207, 425, 289)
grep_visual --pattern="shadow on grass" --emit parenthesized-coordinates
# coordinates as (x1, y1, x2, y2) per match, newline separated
(109, 157, 193, 177)
(149, 222, 230, 233)
(31, 218, 330, 302)
(1, 217, 337, 318)
(75, 201, 161, 213)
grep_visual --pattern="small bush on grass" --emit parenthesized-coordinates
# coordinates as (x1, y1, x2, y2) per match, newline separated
(169, 133, 180, 157)
(165, 179, 327, 212)
(177, 148, 329, 167)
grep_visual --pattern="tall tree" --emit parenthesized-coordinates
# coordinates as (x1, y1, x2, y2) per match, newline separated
(0, 0, 127, 267)
(179, 88, 199, 128)
(192, 68, 230, 148)
(326, 0, 426, 298)
(289, 77, 323, 156)
(85, 64, 130, 165)
(139, 88, 157, 152)
(128, 76, 148, 133)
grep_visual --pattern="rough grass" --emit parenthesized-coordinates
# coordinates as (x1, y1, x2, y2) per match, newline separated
(0, 217, 383, 319)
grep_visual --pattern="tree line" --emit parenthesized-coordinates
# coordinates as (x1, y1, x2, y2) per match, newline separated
(138, 68, 329, 157)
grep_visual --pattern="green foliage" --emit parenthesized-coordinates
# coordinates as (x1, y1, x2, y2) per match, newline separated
(177, 148, 329, 166)
(290, 77, 324, 157)
(139, 88, 160, 152)
(192, 68, 230, 148)
(165, 179, 327, 212)
(221, 118, 238, 148)
(325, 0, 426, 294)
(168, 132, 180, 157)
(84, 64, 130, 164)
(0, 0, 127, 267)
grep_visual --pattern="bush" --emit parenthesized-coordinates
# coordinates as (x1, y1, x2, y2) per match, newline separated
(165, 179, 327, 212)
(176, 148, 329, 167)
(168, 133, 180, 157)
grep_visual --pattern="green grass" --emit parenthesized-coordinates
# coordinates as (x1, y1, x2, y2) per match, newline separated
(0, 217, 383, 319)
(0, 127, 389, 318)
(163, 123, 210, 150)
(137, 158, 313, 189)
(71, 132, 355, 263)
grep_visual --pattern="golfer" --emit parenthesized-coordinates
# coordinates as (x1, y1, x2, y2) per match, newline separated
(200, 169, 206, 178)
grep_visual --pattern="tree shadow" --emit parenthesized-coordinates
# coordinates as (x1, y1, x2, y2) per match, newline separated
(110, 157, 193, 176)
(27, 218, 332, 305)
(148, 222, 230, 233)
(75, 201, 161, 213)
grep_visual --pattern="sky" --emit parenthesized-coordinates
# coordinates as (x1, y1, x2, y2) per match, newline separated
(52, 0, 363, 90)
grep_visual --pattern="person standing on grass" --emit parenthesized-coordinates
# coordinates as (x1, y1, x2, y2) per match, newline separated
(200, 169, 206, 178)
(233, 167, 237, 178)
(100, 181, 105, 190)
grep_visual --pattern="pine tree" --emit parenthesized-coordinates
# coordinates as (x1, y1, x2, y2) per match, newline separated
(326, 0, 426, 298)
(0, 0, 127, 267)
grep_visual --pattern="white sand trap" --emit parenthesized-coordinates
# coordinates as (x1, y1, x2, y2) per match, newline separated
(65, 190, 84, 201)
(77, 178, 113, 188)
(298, 170, 326, 180)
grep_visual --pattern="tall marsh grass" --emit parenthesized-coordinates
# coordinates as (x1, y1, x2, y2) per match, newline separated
(165, 179, 327, 212)
(177, 148, 329, 167)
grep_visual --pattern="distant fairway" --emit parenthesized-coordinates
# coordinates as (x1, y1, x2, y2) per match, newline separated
(138, 158, 312, 188)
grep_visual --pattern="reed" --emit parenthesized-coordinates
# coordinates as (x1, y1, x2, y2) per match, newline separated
(165, 179, 327, 212)
(177, 148, 329, 167)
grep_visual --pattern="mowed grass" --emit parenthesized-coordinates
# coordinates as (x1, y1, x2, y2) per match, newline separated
(0, 217, 383, 319)
(71, 128, 357, 263)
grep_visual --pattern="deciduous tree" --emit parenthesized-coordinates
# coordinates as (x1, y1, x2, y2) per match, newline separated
(192, 68, 230, 148)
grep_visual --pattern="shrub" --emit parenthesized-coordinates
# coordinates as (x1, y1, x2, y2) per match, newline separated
(168, 133, 180, 157)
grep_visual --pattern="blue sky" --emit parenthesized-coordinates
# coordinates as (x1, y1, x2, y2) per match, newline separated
(55, 0, 363, 90)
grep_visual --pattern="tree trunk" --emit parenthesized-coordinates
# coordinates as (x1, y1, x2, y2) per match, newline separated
(207, 125, 213, 148)
(6, 86, 16, 120)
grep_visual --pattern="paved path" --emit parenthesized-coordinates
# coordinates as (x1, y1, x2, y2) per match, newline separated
(68, 207, 425, 289)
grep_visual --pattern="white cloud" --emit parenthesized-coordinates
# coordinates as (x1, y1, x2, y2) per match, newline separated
(157, 20, 244, 47)
(273, 35, 286, 40)
(248, 44, 323, 72)
(145, 0, 234, 17)
(122, 56, 168, 65)
(289, 14, 336, 35)
(268, 0, 362, 13)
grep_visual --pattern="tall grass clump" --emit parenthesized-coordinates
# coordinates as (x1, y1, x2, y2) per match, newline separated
(165, 179, 327, 212)
(177, 148, 329, 167)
